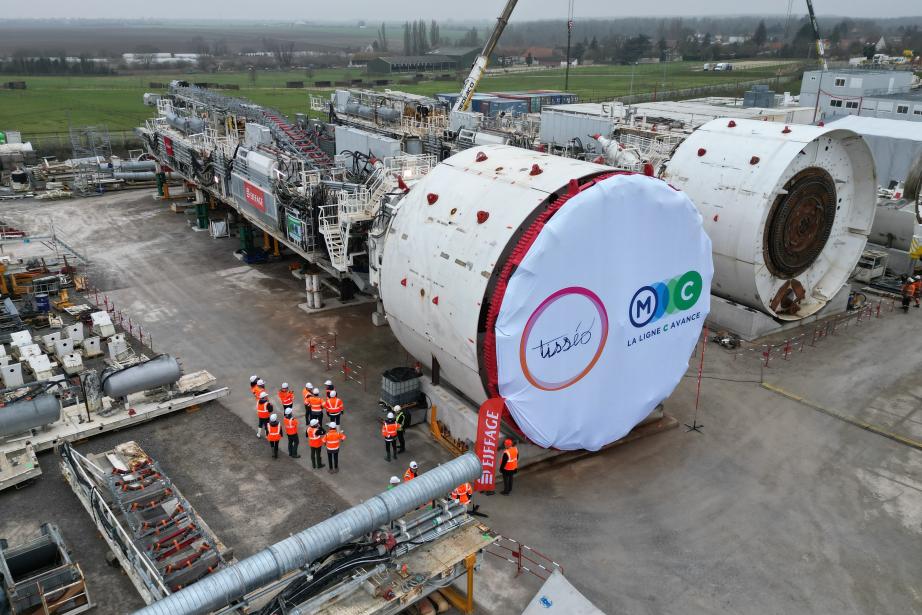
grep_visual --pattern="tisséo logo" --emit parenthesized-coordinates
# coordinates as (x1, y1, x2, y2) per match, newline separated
(629, 271, 703, 328)
(518, 287, 609, 392)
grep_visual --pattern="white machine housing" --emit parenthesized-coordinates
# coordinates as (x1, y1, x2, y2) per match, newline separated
(376, 145, 713, 450)
(663, 118, 876, 320)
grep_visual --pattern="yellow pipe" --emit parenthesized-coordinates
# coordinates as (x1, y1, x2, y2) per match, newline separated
(441, 554, 476, 614)
(273, 238, 280, 257)
(263, 231, 271, 251)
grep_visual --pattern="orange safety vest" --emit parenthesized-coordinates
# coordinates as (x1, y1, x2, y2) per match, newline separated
(279, 390, 294, 406)
(256, 398, 271, 419)
(324, 430, 346, 450)
(302, 387, 311, 404)
(324, 397, 344, 416)
(403, 468, 417, 482)
(308, 396, 324, 413)
(452, 482, 472, 504)
(381, 422, 398, 440)
(904, 283, 915, 297)
(284, 416, 298, 435)
(250, 384, 261, 399)
(307, 426, 324, 448)
(503, 446, 519, 471)
(266, 423, 282, 442)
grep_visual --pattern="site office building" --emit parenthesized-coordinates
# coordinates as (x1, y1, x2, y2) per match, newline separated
(799, 68, 922, 123)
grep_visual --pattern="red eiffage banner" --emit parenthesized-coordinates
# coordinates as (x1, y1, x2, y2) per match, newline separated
(243, 180, 266, 212)
(474, 397, 505, 492)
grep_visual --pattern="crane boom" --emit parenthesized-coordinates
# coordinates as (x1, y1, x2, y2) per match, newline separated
(452, 0, 520, 112)
(805, 0, 828, 71)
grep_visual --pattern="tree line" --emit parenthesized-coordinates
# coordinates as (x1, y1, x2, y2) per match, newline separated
(0, 54, 114, 75)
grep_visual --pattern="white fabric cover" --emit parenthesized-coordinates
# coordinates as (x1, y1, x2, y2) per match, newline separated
(495, 174, 713, 450)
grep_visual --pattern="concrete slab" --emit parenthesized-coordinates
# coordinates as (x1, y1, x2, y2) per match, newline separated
(2, 191, 920, 615)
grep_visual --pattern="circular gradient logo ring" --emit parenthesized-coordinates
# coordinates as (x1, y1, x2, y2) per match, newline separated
(518, 287, 609, 391)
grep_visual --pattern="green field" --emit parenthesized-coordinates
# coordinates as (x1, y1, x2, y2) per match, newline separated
(0, 61, 802, 136)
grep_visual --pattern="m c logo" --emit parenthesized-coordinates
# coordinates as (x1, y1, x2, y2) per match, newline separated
(629, 270, 703, 328)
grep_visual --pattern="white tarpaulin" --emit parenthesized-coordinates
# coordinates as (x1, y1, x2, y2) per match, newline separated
(522, 570, 606, 615)
(495, 173, 713, 451)
(831, 115, 922, 187)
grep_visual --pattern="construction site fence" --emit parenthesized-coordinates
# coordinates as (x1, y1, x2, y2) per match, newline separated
(701, 296, 902, 369)
(307, 333, 368, 392)
(85, 284, 156, 354)
(484, 536, 563, 582)
(583, 74, 802, 107)
(22, 130, 144, 158)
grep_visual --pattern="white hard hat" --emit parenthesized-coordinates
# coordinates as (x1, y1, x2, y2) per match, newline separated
(256, 379, 265, 386)
(389, 476, 400, 485)
(306, 382, 313, 389)
(329, 391, 337, 398)
(250, 375, 258, 383)
(916, 275, 921, 281)
(386, 412, 395, 419)
(410, 461, 418, 469)
(313, 387, 320, 395)
(325, 380, 333, 386)
(282, 382, 289, 389)
(328, 422, 337, 429)
(284, 408, 292, 415)
(393, 405, 402, 412)
(269, 413, 278, 422)
(259, 391, 268, 399)
(309, 418, 319, 426)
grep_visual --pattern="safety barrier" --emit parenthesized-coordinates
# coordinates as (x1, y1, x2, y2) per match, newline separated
(484, 536, 563, 582)
(307, 333, 367, 391)
(87, 285, 155, 352)
(709, 296, 900, 369)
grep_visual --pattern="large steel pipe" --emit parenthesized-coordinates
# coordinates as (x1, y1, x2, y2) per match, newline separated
(132, 453, 482, 615)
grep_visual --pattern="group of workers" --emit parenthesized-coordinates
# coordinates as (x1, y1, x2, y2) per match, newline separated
(385, 438, 520, 499)
(250, 375, 346, 472)
(247, 375, 520, 494)
(901, 275, 922, 311)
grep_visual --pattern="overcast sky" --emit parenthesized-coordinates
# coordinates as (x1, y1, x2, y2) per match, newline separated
(3, 0, 919, 20)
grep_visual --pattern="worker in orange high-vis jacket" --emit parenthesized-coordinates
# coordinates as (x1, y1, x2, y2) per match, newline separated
(278, 383, 294, 410)
(249, 375, 261, 399)
(451, 482, 473, 505)
(266, 413, 282, 459)
(902, 277, 914, 312)
(283, 408, 300, 458)
(256, 391, 272, 439)
(913, 275, 922, 308)
(500, 438, 519, 496)
(302, 381, 314, 412)
(323, 422, 346, 473)
(306, 418, 326, 469)
(403, 460, 418, 482)
(255, 378, 266, 399)
(324, 390, 344, 426)
(382, 412, 399, 462)
(307, 387, 324, 425)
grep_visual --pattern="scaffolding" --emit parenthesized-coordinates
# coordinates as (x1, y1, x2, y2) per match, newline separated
(69, 125, 112, 196)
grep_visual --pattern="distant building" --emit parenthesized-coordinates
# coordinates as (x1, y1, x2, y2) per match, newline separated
(427, 47, 480, 68)
(367, 55, 456, 74)
(799, 68, 921, 123)
(366, 47, 481, 74)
